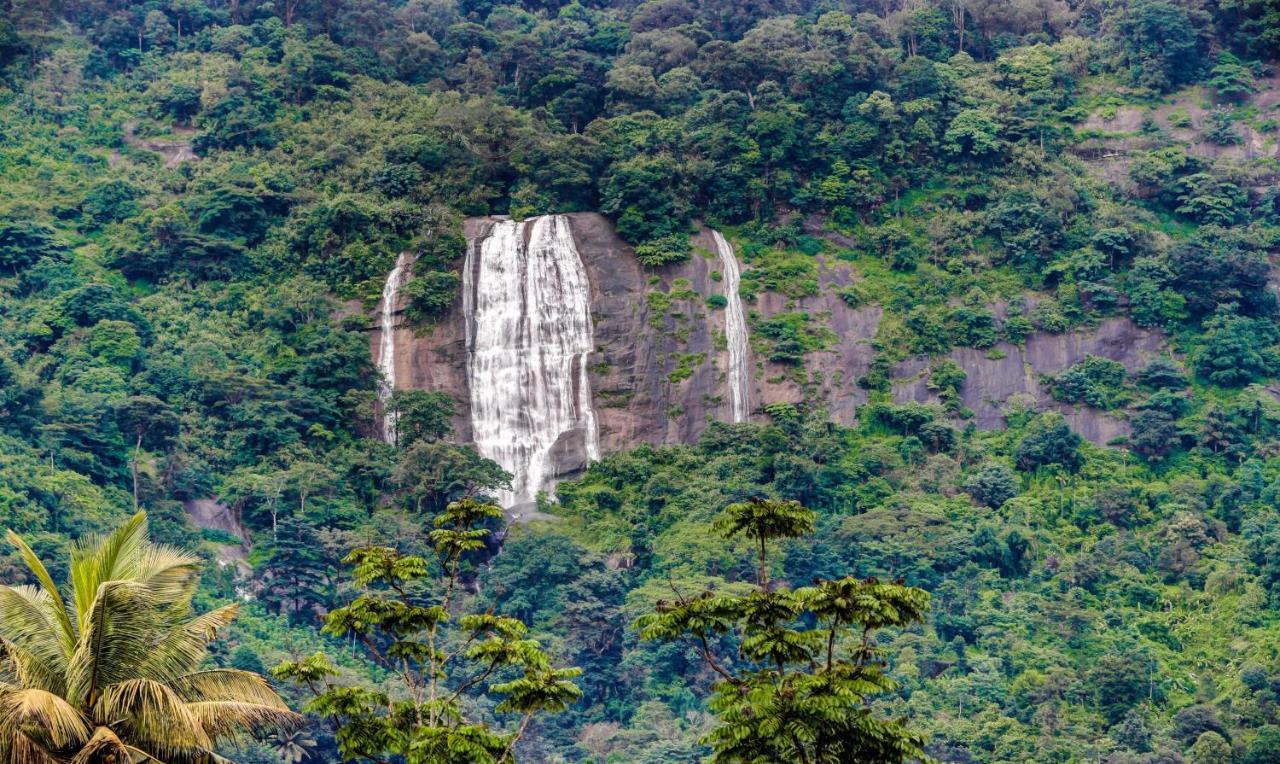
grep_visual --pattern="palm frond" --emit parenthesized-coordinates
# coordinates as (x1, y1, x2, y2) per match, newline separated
(0, 588, 70, 693)
(1, 514, 299, 762)
(94, 678, 211, 755)
(137, 605, 239, 683)
(0, 639, 65, 697)
(65, 582, 161, 709)
(170, 669, 287, 707)
(4, 532, 75, 654)
(132, 544, 203, 607)
(0, 687, 91, 749)
(69, 512, 148, 635)
(185, 701, 302, 740)
(0, 729, 61, 764)
(68, 725, 132, 764)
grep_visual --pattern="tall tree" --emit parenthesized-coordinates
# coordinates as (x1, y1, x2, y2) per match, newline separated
(274, 498, 582, 763)
(113, 395, 179, 511)
(635, 498, 931, 763)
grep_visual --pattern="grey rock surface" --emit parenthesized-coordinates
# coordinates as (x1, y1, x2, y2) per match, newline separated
(369, 213, 1169, 452)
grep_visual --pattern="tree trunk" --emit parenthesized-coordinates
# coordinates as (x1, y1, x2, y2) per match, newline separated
(132, 433, 142, 511)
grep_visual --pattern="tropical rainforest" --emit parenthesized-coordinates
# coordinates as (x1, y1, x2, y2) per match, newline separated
(4, 0, 1280, 761)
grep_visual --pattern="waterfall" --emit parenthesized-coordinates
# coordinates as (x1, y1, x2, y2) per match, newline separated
(376, 251, 412, 445)
(712, 230, 750, 423)
(464, 215, 600, 513)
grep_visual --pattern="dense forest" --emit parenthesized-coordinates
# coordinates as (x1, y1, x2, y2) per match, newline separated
(4, 0, 1280, 761)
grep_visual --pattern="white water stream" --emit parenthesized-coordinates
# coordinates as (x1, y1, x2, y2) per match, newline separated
(376, 251, 412, 445)
(712, 230, 750, 422)
(463, 215, 600, 512)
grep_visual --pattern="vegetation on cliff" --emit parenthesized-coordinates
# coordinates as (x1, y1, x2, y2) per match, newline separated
(2, 0, 1280, 761)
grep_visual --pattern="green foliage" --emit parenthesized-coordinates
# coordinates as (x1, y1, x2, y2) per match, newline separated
(1193, 308, 1280, 386)
(753, 313, 834, 364)
(1207, 53, 1258, 100)
(635, 498, 929, 763)
(5, 1, 1280, 759)
(0, 512, 298, 760)
(0, 219, 67, 274)
(1015, 413, 1084, 472)
(402, 270, 461, 323)
(1204, 106, 1243, 146)
(274, 498, 582, 764)
(944, 110, 1001, 157)
(1108, 0, 1205, 92)
(1051, 355, 1131, 409)
(963, 463, 1019, 508)
(386, 389, 454, 447)
(634, 234, 692, 267)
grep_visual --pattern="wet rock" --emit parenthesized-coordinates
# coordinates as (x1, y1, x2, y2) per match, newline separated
(371, 213, 1168, 455)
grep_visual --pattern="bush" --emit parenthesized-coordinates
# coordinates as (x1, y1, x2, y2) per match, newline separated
(402, 270, 461, 323)
(1130, 409, 1180, 462)
(1172, 704, 1229, 745)
(964, 463, 1019, 508)
(1015, 414, 1083, 472)
(81, 179, 141, 227)
(634, 234, 692, 267)
(1136, 358, 1187, 390)
(946, 306, 998, 348)
(0, 219, 67, 273)
(1051, 355, 1129, 409)
(1193, 309, 1280, 387)
(1203, 107, 1242, 146)
(1029, 300, 1070, 333)
(1243, 726, 1280, 764)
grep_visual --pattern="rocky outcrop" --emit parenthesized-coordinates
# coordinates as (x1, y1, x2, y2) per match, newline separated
(368, 213, 1169, 454)
(376, 214, 758, 452)
(183, 498, 250, 569)
(123, 122, 198, 167)
(892, 317, 1166, 443)
(752, 258, 881, 425)
(372, 241, 473, 441)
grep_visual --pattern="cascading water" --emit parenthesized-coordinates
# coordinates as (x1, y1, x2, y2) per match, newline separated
(464, 215, 601, 513)
(712, 230, 750, 423)
(376, 252, 412, 445)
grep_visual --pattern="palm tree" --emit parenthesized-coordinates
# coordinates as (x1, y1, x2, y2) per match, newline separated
(266, 729, 315, 763)
(0, 511, 300, 762)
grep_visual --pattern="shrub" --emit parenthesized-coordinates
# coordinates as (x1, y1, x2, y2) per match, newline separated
(1029, 300, 1070, 333)
(1015, 413, 1083, 472)
(1136, 357, 1187, 390)
(402, 270, 461, 323)
(1193, 309, 1280, 386)
(1130, 409, 1181, 462)
(1051, 355, 1129, 409)
(1203, 107, 1242, 146)
(964, 463, 1019, 508)
(946, 306, 998, 348)
(634, 234, 692, 267)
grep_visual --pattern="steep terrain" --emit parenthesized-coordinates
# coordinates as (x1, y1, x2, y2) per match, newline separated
(7, 1, 1280, 761)
(373, 213, 1174, 460)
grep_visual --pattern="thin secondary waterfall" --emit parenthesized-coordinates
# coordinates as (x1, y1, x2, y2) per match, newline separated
(712, 230, 750, 423)
(464, 215, 600, 512)
(376, 252, 412, 445)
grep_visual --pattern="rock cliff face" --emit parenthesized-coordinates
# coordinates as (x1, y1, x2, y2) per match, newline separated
(892, 318, 1166, 444)
(368, 213, 1168, 459)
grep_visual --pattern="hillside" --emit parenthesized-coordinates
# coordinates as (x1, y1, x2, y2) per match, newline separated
(3, 1, 1280, 762)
